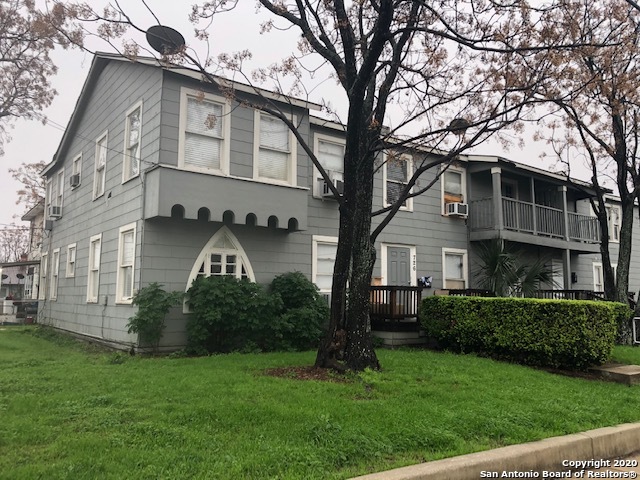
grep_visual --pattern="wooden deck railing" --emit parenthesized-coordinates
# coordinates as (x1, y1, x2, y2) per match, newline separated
(470, 197, 600, 243)
(369, 286, 423, 332)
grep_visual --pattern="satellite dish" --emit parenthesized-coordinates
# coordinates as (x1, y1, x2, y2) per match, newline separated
(1, 274, 7, 280)
(146, 25, 186, 55)
(16, 274, 24, 279)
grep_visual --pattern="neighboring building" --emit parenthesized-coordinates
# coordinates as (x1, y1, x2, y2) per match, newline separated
(37, 52, 640, 350)
(0, 263, 26, 300)
(21, 201, 45, 300)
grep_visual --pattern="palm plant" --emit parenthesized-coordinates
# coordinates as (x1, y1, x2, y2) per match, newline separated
(474, 239, 557, 297)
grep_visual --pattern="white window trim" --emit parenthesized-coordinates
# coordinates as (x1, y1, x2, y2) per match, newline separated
(122, 101, 143, 183)
(441, 165, 467, 215)
(252, 110, 298, 186)
(178, 87, 231, 175)
(50, 248, 60, 300)
(442, 247, 468, 289)
(116, 223, 137, 304)
(606, 204, 621, 243)
(54, 169, 64, 211)
(383, 153, 413, 212)
(312, 133, 345, 198)
(87, 233, 102, 303)
(184, 226, 255, 313)
(39, 252, 48, 300)
(44, 178, 52, 221)
(71, 153, 82, 189)
(593, 261, 617, 291)
(380, 243, 417, 286)
(94, 131, 108, 200)
(312, 235, 339, 293)
(66, 243, 77, 278)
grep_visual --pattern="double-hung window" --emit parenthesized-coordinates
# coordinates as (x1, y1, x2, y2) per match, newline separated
(116, 224, 136, 303)
(593, 261, 617, 291)
(45, 179, 52, 220)
(442, 248, 468, 289)
(39, 253, 48, 300)
(179, 88, 230, 174)
(50, 248, 60, 300)
(384, 154, 412, 210)
(46, 170, 64, 218)
(442, 167, 466, 215)
(313, 134, 345, 197)
(312, 236, 338, 301)
(87, 234, 102, 303)
(606, 205, 621, 242)
(66, 244, 76, 278)
(94, 132, 108, 199)
(254, 112, 296, 185)
(71, 154, 82, 188)
(123, 103, 142, 182)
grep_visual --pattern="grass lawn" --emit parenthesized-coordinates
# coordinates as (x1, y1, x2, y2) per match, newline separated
(2, 327, 640, 480)
(611, 345, 640, 365)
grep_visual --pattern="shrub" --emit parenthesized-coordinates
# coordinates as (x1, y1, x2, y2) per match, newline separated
(185, 272, 329, 355)
(127, 283, 183, 352)
(269, 271, 329, 350)
(421, 296, 618, 370)
(185, 275, 282, 354)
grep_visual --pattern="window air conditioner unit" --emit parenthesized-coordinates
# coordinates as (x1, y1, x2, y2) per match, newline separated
(321, 178, 345, 198)
(49, 205, 62, 218)
(446, 202, 468, 217)
(70, 174, 81, 187)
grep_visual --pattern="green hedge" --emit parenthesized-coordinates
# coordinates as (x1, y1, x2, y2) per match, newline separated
(421, 296, 622, 370)
(185, 272, 328, 354)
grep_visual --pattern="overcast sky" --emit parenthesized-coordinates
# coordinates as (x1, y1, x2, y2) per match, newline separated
(1, 0, 578, 230)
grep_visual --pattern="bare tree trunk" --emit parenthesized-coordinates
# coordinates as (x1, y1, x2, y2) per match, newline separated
(615, 195, 634, 305)
(315, 104, 381, 371)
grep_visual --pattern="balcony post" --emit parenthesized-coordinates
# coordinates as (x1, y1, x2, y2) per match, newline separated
(562, 249, 571, 289)
(491, 167, 503, 230)
(530, 177, 537, 235)
(559, 185, 569, 240)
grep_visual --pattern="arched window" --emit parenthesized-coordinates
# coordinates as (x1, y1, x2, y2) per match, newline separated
(185, 226, 255, 293)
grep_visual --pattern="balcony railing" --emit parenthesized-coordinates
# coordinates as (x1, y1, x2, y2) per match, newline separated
(369, 286, 423, 332)
(470, 197, 600, 243)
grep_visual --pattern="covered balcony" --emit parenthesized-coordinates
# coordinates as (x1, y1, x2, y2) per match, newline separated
(467, 163, 601, 253)
(470, 197, 600, 243)
(143, 165, 308, 230)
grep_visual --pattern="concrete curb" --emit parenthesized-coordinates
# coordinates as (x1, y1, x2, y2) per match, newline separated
(351, 422, 640, 480)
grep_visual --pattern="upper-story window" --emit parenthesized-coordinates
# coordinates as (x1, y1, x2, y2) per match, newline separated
(384, 154, 413, 211)
(441, 166, 466, 215)
(46, 170, 64, 219)
(254, 112, 297, 185)
(123, 102, 142, 182)
(179, 88, 231, 174)
(606, 205, 621, 242)
(94, 131, 108, 199)
(71, 154, 82, 188)
(313, 134, 344, 197)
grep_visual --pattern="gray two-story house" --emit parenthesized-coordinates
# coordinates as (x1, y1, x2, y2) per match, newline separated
(36, 52, 640, 350)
